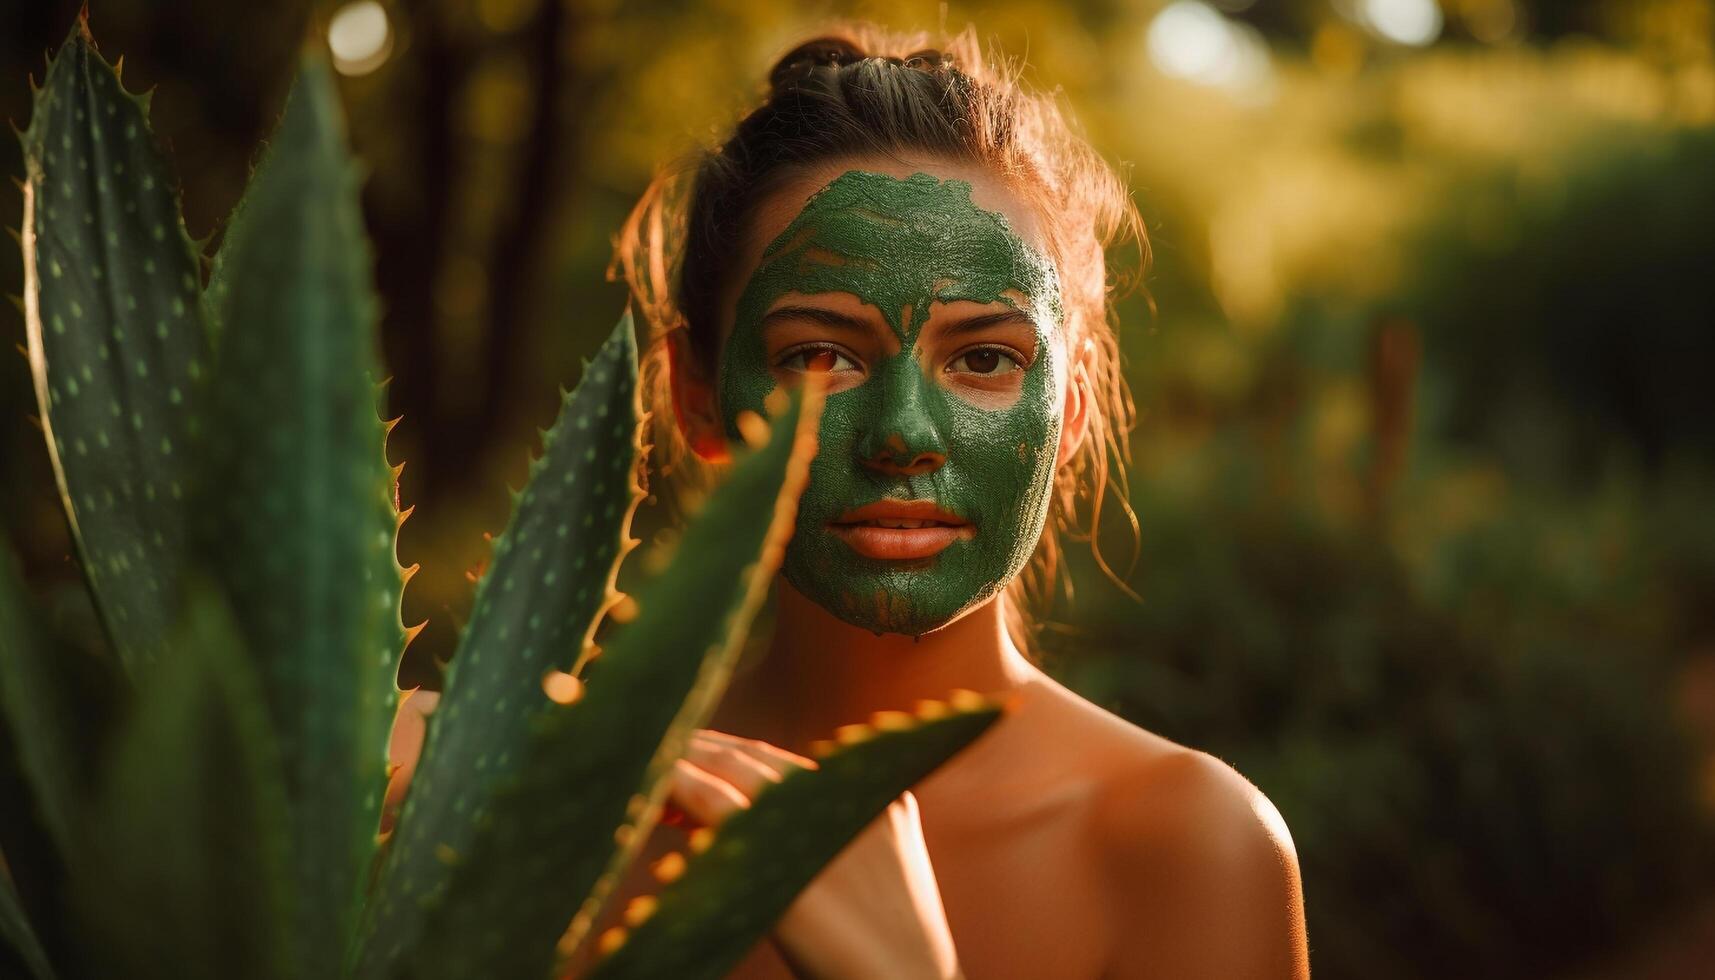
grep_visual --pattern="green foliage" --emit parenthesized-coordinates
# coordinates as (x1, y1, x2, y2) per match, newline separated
(0, 869, 54, 980)
(193, 48, 402, 975)
(1401, 125, 1715, 480)
(0, 17, 1006, 980)
(1062, 485, 1715, 979)
(18, 19, 210, 674)
(359, 317, 646, 976)
(0, 518, 120, 977)
(1052, 126, 1715, 973)
(379, 345, 805, 978)
(0, 550, 67, 980)
(71, 583, 293, 980)
(0, 538, 107, 859)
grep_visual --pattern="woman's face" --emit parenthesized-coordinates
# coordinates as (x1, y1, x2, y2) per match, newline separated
(708, 157, 1071, 637)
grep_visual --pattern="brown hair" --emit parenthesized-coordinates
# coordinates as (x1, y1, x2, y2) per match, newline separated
(610, 21, 1146, 653)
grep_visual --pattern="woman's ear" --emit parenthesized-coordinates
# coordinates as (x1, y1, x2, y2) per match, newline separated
(1055, 337, 1092, 470)
(667, 328, 732, 464)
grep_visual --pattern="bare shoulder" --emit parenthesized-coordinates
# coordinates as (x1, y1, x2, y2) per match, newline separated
(1026, 677, 1309, 979)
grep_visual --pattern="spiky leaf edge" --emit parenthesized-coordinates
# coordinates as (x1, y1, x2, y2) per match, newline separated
(16, 15, 212, 674)
(554, 380, 827, 967)
(354, 311, 646, 976)
(191, 48, 414, 976)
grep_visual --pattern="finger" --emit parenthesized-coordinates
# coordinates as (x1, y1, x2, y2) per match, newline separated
(696, 729, 819, 771)
(686, 736, 788, 798)
(388, 689, 436, 769)
(886, 790, 923, 834)
(670, 758, 749, 827)
(863, 790, 921, 846)
(695, 728, 820, 771)
(379, 765, 411, 835)
(400, 688, 440, 715)
(895, 789, 919, 818)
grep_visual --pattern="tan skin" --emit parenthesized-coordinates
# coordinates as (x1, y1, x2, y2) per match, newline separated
(386, 154, 1310, 978)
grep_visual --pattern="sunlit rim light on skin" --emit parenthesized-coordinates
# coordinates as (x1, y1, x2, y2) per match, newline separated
(328, 0, 393, 77)
(1145, 1, 1276, 105)
(1359, 0, 1445, 47)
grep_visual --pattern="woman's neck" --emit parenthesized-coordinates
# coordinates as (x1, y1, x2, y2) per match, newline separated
(712, 576, 1042, 752)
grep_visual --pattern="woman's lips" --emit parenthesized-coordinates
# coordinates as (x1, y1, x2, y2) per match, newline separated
(828, 500, 975, 560)
(828, 523, 975, 560)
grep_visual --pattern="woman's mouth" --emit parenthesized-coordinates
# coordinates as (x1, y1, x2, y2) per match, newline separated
(829, 501, 975, 560)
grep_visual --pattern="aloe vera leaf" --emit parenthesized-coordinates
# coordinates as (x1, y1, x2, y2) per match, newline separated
(377, 384, 822, 980)
(0, 871, 57, 980)
(0, 708, 63, 965)
(17, 19, 211, 673)
(356, 309, 643, 973)
(588, 700, 1005, 979)
(198, 148, 252, 352)
(0, 563, 68, 980)
(0, 536, 125, 977)
(190, 51, 405, 976)
(70, 583, 292, 980)
(0, 544, 91, 856)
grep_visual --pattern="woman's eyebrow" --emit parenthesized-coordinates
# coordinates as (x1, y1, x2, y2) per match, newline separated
(935, 308, 1038, 336)
(759, 305, 877, 336)
(758, 304, 1037, 341)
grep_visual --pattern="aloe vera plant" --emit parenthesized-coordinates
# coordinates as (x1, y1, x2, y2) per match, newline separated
(0, 15, 1005, 980)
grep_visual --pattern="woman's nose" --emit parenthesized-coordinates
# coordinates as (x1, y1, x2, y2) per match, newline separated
(860, 432, 945, 476)
(855, 357, 947, 477)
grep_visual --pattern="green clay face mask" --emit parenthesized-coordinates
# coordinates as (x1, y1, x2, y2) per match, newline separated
(719, 169, 1065, 636)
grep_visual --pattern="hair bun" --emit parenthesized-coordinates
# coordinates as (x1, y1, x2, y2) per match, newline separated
(768, 36, 866, 91)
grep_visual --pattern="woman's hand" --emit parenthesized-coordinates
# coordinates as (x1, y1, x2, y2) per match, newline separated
(669, 730, 964, 980)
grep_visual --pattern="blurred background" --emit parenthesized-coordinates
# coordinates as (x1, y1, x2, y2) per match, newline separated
(3, 0, 1714, 976)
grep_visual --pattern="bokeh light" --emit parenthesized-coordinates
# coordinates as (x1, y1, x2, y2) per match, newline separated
(328, 0, 393, 77)
(1146, 1, 1275, 101)
(1360, 0, 1445, 46)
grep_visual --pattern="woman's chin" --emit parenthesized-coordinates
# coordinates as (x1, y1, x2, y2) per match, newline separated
(779, 559, 1004, 639)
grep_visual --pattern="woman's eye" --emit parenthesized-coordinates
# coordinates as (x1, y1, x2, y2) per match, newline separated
(778, 346, 860, 374)
(946, 346, 1024, 377)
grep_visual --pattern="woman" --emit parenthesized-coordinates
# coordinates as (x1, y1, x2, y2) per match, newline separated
(396, 23, 1308, 980)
